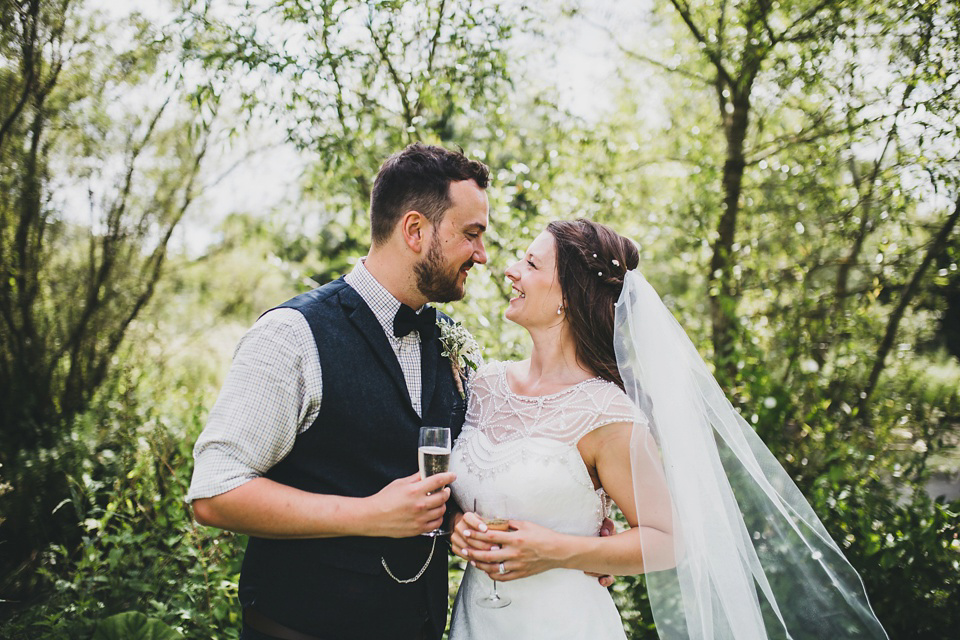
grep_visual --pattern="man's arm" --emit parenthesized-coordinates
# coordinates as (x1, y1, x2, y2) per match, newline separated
(193, 472, 455, 539)
(188, 309, 455, 539)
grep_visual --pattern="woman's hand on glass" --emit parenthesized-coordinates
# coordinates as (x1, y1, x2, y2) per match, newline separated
(460, 518, 565, 582)
(451, 510, 496, 561)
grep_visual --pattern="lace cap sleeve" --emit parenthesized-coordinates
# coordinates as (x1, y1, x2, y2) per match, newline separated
(587, 383, 641, 433)
(545, 379, 642, 445)
(468, 360, 500, 392)
(464, 364, 643, 446)
(463, 361, 501, 419)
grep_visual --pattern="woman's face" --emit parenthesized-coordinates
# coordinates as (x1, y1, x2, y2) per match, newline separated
(504, 231, 565, 329)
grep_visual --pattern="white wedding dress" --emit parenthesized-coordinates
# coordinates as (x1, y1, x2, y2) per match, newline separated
(449, 361, 636, 640)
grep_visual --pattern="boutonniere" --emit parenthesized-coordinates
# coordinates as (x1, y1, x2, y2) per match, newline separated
(437, 318, 483, 399)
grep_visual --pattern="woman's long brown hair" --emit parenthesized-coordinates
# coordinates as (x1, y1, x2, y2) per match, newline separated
(547, 219, 640, 390)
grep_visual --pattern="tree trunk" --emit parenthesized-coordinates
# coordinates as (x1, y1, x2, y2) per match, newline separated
(710, 91, 750, 383)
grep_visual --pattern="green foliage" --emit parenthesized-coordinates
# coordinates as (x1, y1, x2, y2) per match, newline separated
(93, 612, 182, 640)
(0, 0, 213, 584)
(0, 354, 245, 638)
(613, 575, 657, 640)
(2, 0, 959, 637)
(181, 0, 518, 279)
(812, 477, 960, 638)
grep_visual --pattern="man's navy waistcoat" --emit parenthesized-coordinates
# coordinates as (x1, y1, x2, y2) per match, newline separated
(238, 278, 466, 639)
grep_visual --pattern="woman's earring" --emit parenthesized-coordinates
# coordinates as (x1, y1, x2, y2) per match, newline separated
(557, 304, 564, 315)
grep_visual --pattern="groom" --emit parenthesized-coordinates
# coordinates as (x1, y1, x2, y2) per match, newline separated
(188, 143, 490, 640)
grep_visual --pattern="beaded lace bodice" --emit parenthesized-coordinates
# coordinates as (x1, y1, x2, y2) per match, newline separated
(450, 361, 636, 536)
(448, 361, 635, 639)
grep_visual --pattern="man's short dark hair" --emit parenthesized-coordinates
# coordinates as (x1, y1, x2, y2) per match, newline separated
(369, 143, 490, 245)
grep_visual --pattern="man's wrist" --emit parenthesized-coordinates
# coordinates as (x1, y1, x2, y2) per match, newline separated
(339, 494, 377, 537)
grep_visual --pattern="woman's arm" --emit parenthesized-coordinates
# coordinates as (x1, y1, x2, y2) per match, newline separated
(456, 421, 675, 581)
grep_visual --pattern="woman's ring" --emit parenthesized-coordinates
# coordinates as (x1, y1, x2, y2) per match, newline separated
(498, 562, 506, 575)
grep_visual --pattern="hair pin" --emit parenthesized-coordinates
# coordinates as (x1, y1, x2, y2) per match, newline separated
(612, 259, 620, 267)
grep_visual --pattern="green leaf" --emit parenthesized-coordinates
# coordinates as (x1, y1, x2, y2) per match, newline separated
(92, 611, 182, 640)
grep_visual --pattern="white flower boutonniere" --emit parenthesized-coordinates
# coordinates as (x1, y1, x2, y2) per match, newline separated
(437, 318, 483, 399)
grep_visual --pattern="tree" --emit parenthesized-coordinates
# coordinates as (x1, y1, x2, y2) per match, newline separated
(186, 0, 516, 282)
(0, 0, 212, 589)
(589, 1, 960, 633)
(635, 0, 879, 382)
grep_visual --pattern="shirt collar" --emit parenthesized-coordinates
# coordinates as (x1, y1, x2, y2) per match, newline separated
(344, 258, 425, 339)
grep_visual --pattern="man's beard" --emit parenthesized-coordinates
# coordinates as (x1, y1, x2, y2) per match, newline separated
(414, 234, 471, 303)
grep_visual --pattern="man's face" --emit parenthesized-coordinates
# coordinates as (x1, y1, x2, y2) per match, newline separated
(414, 179, 489, 303)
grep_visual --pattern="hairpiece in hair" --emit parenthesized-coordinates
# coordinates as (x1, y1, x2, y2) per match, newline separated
(612, 259, 620, 267)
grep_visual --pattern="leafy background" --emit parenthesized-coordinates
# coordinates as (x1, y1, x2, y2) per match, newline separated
(1, 0, 958, 638)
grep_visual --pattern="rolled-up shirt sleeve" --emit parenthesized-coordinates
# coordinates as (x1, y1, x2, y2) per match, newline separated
(186, 308, 322, 502)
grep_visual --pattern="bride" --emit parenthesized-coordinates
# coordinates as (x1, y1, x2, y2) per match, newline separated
(448, 219, 663, 639)
(447, 219, 889, 639)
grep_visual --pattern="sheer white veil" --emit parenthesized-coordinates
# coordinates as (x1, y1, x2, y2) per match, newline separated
(615, 270, 889, 640)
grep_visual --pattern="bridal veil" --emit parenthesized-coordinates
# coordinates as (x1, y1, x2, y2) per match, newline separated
(614, 270, 889, 639)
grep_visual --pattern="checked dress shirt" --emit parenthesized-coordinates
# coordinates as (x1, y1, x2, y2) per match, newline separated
(187, 259, 430, 502)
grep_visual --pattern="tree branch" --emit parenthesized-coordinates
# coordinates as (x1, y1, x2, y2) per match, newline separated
(857, 196, 960, 417)
(366, 15, 414, 129)
(414, 0, 447, 117)
(668, 0, 736, 88)
(55, 97, 172, 367)
(756, 0, 781, 46)
(745, 109, 877, 166)
(620, 46, 712, 85)
(0, 0, 41, 151)
(580, 15, 711, 85)
(779, 0, 840, 44)
(97, 129, 212, 389)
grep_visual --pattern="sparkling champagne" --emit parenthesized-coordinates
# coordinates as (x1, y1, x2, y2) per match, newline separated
(418, 445, 451, 479)
(483, 517, 510, 531)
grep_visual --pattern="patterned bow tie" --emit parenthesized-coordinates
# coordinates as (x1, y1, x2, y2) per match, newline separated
(393, 304, 437, 339)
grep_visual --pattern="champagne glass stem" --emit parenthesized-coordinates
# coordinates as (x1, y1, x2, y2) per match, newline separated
(473, 495, 511, 608)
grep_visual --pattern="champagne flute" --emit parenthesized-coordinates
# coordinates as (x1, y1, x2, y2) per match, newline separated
(418, 426, 452, 537)
(474, 494, 512, 608)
